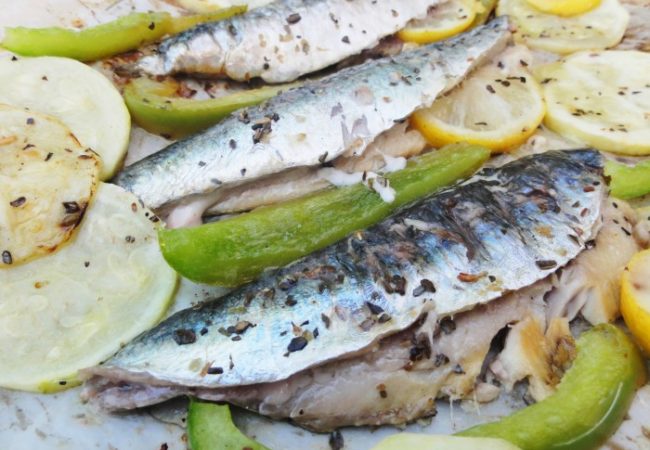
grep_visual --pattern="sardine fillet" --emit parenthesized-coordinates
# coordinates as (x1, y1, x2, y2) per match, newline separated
(113, 19, 511, 212)
(137, 0, 439, 82)
(85, 150, 605, 394)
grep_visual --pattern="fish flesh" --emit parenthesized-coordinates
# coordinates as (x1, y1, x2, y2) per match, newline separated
(135, 0, 440, 82)
(113, 19, 510, 216)
(84, 150, 606, 412)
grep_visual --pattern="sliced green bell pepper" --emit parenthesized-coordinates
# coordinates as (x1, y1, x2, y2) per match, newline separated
(124, 77, 294, 139)
(188, 399, 269, 450)
(1, 7, 245, 61)
(605, 159, 650, 200)
(458, 323, 647, 450)
(159, 144, 490, 286)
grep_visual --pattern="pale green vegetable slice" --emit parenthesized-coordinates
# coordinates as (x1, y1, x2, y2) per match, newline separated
(0, 56, 131, 180)
(372, 434, 521, 450)
(0, 104, 99, 267)
(497, 0, 628, 54)
(0, 182, 178, 392)
(536, 51, 650, 155)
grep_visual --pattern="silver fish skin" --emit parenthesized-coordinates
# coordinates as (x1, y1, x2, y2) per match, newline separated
(136, 0, 439, 82)
(113, 18, 510, 213)
(85, 150, 605, 397)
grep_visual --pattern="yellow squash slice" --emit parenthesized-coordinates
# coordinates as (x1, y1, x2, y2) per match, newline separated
(0, 105, 99, 267)
(0, 183, 178, 392)
(0, 56, 131, 180)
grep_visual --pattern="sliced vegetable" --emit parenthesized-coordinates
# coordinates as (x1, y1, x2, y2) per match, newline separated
(0, 7, 245, 61)
(621, 249, 650, 355)
(497, 0, 629, 54)
(412, 56, 545, 152)
(0, 56, 131, 179)
(373, 435, 521, 450)
(398, 0, 477, 44)
(525, 0, 602, 17)
(605, 160, 650, 200)
(536, 51, 650, 156)
(188, 400, 269, 450)
(0, 105, 98, 267)
(0, 183, 178, 392)
(159, 144, 490, 286)
(124, 77, 294, 140)
(458, 324, 647, 450)
(472, 0, 498, 26)
(2, 12, 171, 61)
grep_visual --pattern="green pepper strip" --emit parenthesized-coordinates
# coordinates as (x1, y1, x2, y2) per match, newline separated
(159, 144, 491, 286)
(188, 400, 269, 450)
(1, 7, 245, 61)
(458, 324, 647, 450)
(124, 77, 295, 139)
(605, 159, 650, 200)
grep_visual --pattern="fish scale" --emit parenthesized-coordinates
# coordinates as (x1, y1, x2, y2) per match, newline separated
(114, 18, 511, 214)
(85, 150, 605, 395)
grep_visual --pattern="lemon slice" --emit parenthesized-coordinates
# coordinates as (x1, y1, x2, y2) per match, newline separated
(525, 0, 602, 16)
(497, 0, 629, 54)
(536, 51, 650, 156)
(0, 56, 131, 180)
(621, 249, 650, 355)
(0, 105, 99, 267)
(398, 0, 477, 44)
(411, 56, 546, 153)
(0, 183, 178, 392)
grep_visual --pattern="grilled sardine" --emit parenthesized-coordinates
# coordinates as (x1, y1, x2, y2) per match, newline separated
(136, 0, 440, 82)
(85, 150, 606, 409)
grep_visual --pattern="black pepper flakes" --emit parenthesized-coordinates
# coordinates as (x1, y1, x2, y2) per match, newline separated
(321, 313, 331, 328)
(62, 201, 81, 214)
(366, 301, 384, 315)
(287, 336, 308, 353)
(172, 329, 197, 345)
(535, 260, 557, 270)
(434, 353, 450, 367)
(329, 431, 344, 450)
(10, 197, 26, 207)
(286, 13, 301, 24)
(2, 250, 13, 265)
(439, 317, 456, 334)
(207, 366, 223, 375)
